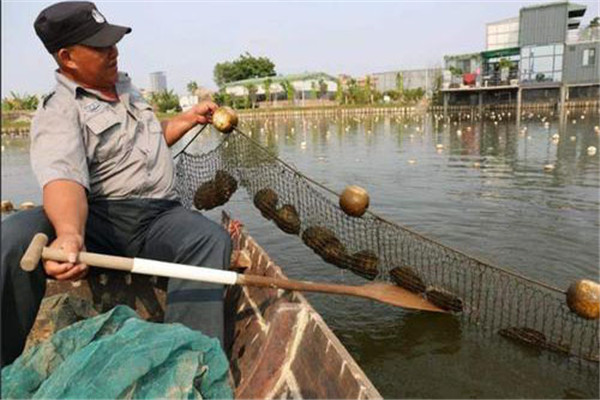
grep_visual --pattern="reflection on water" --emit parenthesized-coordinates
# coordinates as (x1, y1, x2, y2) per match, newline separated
(2, 111, 599, 398)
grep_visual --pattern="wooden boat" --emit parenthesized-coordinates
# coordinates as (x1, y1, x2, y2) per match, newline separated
(25, 211, 382, 399)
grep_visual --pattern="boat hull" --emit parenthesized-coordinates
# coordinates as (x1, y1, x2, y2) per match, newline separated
(24, 211, 381, 399)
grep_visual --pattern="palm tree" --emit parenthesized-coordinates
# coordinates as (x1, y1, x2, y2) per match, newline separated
(186, 81, 199, 95)
(263, 78, 272, 103)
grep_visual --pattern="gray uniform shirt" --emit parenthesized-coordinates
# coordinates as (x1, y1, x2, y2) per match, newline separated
(30, 71, 178, 201)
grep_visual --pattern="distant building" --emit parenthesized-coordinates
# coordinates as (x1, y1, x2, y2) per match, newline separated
(149, 71, 167, 93)
(222, 72, 338, 105)
(179, 87, 215, 111)
(440, 1, 599, 105)
(372, 68, 442, 96)
(486, 17, 520, 50)
(179, 95, 199, 111)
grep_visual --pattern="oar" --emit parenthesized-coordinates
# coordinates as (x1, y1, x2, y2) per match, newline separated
(21, 233, 445, 313)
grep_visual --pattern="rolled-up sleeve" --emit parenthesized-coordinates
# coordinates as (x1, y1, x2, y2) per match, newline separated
(30, 100, 90, 191)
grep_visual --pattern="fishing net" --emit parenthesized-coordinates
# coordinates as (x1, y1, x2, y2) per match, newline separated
(174, 128, 599, 368)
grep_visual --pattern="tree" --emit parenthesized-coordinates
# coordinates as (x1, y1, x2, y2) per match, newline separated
(1, 92, 39, 111)
(318, 79, 328, 100)
(246, 84, 258, 108)
(213, 52, 276, 87)
(281, 80, 295, 102)
(335, 79, 345, 104)
(310, 81, 318, 99)
(148, 90, 180, 113)
(186, 81, 199, 95)
(263, 78, 272, 102)
(365, 76, 373, 104)
(395, 72, 404, 94)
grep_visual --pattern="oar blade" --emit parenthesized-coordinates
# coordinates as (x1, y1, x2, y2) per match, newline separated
(361, 283, 447, 313)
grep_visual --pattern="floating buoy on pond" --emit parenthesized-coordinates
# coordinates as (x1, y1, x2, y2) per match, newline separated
(543, 164, 555, 172)
(408, 158, 417, 165)
(587, 146, 597, 156)
(339, 185, 369, 217)
(212, 106, 238, 134)
(435, 144, 444, 150)
(570, 136, 576, 142)
(1, 200, 14, 213)
(19, 201, 35, 210)
(566, 279, 600, 320)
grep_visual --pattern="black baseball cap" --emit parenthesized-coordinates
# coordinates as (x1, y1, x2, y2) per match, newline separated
(34, 1, 131, 53)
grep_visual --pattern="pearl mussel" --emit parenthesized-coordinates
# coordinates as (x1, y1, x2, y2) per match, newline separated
(425, 287, 464, 312)
(194, 180, 222, 210)
(499, 327, 571, 355)
(389, 266, 426, 293)
(253, 188, 279, 220)
(193, 170, 238, 210)
(274, 204, 301, 235)
(302, 226, 347, 266)
(215, 170, 238, 199)
(343, 250, 379, 280)
(498, 327, 546, 346)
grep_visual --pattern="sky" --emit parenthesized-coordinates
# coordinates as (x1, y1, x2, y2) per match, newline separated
(2, 0, 598, 96)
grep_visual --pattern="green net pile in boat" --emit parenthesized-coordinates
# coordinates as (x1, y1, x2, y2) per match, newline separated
(1, 305, 232, 399)
(174, 129, 599, 368)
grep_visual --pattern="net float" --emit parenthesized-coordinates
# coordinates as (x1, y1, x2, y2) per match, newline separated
(566, 279, 599, 320)
(19, 201, 35, 211)
(212, 106, 238, 134)
(1, 200, 14, 213)
(339, 185, 369, 217)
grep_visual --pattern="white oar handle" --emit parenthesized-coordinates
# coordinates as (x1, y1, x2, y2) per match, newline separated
(21, 233, 238, 286)
(132, 258, 238, 285)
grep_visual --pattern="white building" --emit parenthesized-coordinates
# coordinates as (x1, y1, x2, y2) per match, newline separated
(486, 17, 519, 51)
(222, 72, 338, 103)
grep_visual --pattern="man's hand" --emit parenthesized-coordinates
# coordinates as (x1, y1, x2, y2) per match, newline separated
(186, 100, 218, 125)
(44, 233, 88, 281)
(162, 100, 219, 146)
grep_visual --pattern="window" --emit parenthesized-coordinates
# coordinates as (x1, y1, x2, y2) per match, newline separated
(583, 48, 596, 66)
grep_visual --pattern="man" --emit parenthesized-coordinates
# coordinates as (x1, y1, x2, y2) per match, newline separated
(1, 1, 232, 367)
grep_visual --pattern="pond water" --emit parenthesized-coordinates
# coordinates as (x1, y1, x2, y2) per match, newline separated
(2, 111, 599, 398)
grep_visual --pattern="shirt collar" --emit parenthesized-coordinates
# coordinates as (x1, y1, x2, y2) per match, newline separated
(54, 70, 131, 101)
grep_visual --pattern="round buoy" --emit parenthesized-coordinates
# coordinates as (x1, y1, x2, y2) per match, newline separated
(19, 201, 35, 210)
(566, 279, 600, 319)
(1, 200, 14, 213)
(339, 185, 369, 217)
(587, 146, 597, 156)
(212, 106, 238, 134)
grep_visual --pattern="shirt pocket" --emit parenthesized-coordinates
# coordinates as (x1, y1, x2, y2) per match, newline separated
(133, 100, 162, 135)
(86, 111, 123, 161)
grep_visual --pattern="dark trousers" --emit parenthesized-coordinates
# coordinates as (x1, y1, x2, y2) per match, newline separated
(1, 199, 232, 367)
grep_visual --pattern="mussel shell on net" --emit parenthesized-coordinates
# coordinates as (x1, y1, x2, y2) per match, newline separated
(425, 287, 464, 312)
(498, 327, 547, 346)
(301, 226, 347, 265)
(274, 204, 301, 235)
(215, 170, 238, 198)
(193, 180, 222, 210)
(253, 188, 279, 220)
(389, 266, 426, 294)
(345, 250, 379, 280)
